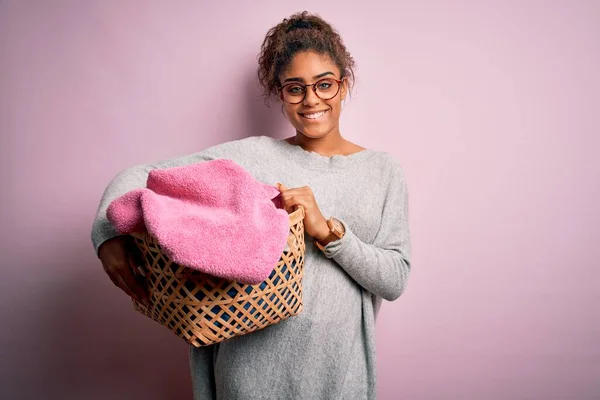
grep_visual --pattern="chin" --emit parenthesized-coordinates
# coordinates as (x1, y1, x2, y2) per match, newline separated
(295, 125, 333, 139)
(299, 130, 324, 138)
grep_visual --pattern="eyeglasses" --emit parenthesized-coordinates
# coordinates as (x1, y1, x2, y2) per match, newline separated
(279, 78, 344, 104)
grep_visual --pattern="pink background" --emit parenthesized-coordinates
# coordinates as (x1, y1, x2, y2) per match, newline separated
(1, 1, 599, 399)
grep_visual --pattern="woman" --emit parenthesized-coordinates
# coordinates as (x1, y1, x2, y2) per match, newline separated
(92, 11, 411, 400)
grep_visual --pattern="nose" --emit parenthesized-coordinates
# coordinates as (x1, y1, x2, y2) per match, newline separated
(302, 86, 320, 107)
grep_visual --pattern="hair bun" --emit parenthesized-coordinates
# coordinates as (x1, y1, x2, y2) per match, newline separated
(286, 19, 314, 32)
(284, 11, 323, 33)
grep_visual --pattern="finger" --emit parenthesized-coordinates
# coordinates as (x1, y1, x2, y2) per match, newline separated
(280, 197, 293, 214)
(102, 261, 121, 288)
(127, 248, 147, 281)
(125, 237, 146, 276)
(281, 196, 309, 214)
(122, 258, 150, 306)
(117, 267, 148, 306)
(277, 183, 310, 196)
(280, 193, 312, 207)
(114, 273, 143, 304)
(278, 186, 309, 196)
(107, 272, 119, 288)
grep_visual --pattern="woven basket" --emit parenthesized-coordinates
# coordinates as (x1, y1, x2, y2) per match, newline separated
(129, 206, 305, 347)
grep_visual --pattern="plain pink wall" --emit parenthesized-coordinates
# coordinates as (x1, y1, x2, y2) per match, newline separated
(1, 1, 599, 399)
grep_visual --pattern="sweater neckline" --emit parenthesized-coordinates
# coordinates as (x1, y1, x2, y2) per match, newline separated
(271, 136, 375, 170)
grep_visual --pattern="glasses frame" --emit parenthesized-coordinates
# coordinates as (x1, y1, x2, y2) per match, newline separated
(278, 77, 345, 104)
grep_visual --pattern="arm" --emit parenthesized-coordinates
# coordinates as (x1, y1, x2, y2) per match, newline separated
(91, 163, 155, 255)
(322, 163, 412, 301)
(91, 149, 225, 256)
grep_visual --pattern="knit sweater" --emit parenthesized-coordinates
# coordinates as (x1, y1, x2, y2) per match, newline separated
(91, 135, 412, 400)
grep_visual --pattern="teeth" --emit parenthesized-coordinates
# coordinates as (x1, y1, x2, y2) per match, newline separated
(303, 111, 326, 119)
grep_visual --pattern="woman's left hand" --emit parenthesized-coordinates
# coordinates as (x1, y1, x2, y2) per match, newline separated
(277, 183, 330, 241)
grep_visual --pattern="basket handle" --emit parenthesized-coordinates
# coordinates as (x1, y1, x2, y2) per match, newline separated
(294, 205, 305, 219)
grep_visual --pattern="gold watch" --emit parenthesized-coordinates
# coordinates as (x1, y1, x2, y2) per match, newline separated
(315, 218, 345, 252)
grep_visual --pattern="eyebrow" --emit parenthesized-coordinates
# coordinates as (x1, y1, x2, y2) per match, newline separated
(283, 71, 336, 84)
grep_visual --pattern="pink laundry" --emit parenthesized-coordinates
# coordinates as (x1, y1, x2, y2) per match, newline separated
(106, 159, 290, 284)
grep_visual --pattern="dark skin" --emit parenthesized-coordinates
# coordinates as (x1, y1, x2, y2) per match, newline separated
(99, 50, 364, 304)
(99, 235, 150, 306)
(277, 51, 364, 241)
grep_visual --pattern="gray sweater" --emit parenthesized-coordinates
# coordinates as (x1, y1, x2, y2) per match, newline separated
(91, 135, 412, 400)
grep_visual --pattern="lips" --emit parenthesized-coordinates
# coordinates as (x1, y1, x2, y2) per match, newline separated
(299, 109, 329, 120)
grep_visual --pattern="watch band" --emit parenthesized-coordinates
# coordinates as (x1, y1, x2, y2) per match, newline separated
(315, 218, 345, 252)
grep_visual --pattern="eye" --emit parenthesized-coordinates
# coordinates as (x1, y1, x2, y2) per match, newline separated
(317, 80, 334, 90)
(285, 84, 305, 95)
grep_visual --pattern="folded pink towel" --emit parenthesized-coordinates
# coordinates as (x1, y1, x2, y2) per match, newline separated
(106, 159, 290, 284)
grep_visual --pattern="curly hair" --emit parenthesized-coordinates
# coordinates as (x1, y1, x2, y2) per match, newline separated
(257, 11, 356, 104)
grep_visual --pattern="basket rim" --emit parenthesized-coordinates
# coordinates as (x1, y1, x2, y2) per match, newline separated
(288, 205, 305, 224)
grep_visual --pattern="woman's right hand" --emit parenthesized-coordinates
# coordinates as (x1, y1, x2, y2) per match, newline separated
(98, 235, 150, 307)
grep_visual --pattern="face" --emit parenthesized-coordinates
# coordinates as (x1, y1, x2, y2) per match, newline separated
(279, 51, 348, 139)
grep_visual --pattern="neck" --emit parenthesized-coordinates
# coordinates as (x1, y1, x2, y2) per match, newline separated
(291, 131, 347, 157)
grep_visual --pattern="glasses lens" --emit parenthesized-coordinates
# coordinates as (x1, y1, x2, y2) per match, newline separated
(282, 83, 306, 104)
(314, 79, 339, 100)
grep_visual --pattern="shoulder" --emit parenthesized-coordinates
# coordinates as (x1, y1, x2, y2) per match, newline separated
(197, 135, 269, 155)
(212, 135, 280, 156)
(363, 150, 409, 200)
(365, 148, 406, 177)
(152, 135, 271, 168)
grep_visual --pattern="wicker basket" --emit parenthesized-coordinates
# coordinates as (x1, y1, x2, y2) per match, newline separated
(129, 206, 305, 347)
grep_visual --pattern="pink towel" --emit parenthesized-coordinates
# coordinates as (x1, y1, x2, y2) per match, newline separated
(106, 159, 290, 284)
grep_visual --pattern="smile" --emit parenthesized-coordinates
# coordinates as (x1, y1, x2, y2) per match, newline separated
(300, 110, 328, 120)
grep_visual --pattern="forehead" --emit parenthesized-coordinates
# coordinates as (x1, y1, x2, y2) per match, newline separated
(281, 51, 340, 81)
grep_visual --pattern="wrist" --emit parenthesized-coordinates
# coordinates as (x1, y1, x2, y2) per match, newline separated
(314, 217, 345, 252)
(314, 219, 331, 241)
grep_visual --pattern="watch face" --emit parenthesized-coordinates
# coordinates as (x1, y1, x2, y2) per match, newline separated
(331, 219, 344, 237)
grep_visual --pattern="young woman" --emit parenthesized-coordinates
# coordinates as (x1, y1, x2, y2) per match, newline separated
(93, 11, 411, 400)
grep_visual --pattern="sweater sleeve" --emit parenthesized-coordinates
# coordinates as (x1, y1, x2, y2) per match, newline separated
(91, 162, 155, 255)
(322, 162, 412, 301)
